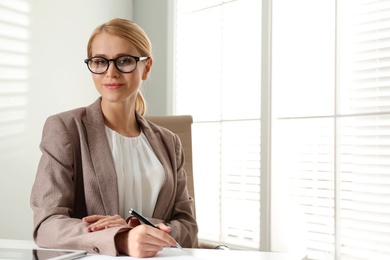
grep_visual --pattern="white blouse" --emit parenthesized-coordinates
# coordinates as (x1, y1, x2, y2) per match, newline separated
(105, 126, 165, 219)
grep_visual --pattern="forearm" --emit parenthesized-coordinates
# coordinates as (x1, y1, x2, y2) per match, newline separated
(34, 215, 126, 256)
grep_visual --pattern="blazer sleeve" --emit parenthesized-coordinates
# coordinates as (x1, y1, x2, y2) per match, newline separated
(30, 115, 127, 256)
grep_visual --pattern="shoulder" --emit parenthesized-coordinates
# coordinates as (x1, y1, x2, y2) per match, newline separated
(42, 98, 103, 137)
(44, 98, 101, 128)
(49, 107, 87, 121)
(44, 107, 87, 131)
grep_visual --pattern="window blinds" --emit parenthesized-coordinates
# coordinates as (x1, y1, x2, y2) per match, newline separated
(338, 0, 390, 258)
(273, 0, 390, 259)
(176, 0, 390, 257)
(175, 0, 262, 249)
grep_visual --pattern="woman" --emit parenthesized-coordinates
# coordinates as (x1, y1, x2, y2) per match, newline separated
(30, 18, 198, 258)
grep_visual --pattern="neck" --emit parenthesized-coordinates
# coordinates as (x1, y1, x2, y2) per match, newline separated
(101, 100, 140, 137)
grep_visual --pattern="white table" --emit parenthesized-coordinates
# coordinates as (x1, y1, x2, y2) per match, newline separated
(0, 239, 306, 260)
(183, 248, 305, 260)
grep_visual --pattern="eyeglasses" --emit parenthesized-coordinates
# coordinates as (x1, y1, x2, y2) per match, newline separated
(84, 55, 149, 74)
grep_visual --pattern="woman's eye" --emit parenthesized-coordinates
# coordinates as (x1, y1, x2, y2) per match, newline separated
(93, 59, 107, 66)
(118, 57, 133, 65)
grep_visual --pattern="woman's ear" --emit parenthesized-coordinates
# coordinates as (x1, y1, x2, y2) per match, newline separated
(142, 58, 153, 80)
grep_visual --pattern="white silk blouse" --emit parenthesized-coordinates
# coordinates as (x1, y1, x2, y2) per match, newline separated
(105, 126, 165, 219)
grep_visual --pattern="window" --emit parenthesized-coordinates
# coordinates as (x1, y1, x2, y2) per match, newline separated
(272, 0, 390, 259)
(174, 0, 390, 258)
(174, 0, 262, 249)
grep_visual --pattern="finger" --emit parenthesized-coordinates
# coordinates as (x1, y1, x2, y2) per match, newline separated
(87, 215, 127, 231)
(82, 215, 106, 223)
(131, 225, 169, 247)
(127, 227, 168, 257)
(89, 221, 125, 231)
(85, 216, 110, 231)
(141, 226, 177, 247)
(106, 223, 128, 229)
(146, 234, 174, 248)
(93, 215, 124, 225)
(156, 223, 172, 233)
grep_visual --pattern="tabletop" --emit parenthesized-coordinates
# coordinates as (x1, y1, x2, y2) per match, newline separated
(0, 239, 306, 260)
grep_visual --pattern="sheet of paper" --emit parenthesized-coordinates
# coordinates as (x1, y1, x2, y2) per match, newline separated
(81, 248, 203, 259)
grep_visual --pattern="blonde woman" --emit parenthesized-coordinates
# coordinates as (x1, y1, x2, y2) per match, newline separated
(31, 18, 198, 258)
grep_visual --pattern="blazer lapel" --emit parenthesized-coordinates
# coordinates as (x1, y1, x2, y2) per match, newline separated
(137, 114, 175, 220)
(84, 98, 119, 215)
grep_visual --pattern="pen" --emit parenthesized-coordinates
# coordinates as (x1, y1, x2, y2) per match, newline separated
(128, 208, 183, 249)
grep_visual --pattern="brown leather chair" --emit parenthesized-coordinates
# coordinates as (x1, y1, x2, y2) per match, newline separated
(145, 115, 229, 250)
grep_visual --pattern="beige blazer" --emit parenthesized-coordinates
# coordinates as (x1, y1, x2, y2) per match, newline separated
(30, 98, 198, 256)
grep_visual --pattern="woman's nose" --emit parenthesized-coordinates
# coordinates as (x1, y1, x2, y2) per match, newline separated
(105, 61, 120, 77)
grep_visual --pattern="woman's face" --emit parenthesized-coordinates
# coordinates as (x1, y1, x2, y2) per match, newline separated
(89, 32, 151, 106)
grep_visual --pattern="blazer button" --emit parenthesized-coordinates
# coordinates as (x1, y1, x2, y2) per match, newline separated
(93, 246, 100, 253)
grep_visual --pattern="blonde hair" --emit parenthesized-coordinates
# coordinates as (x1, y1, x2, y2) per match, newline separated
(87, 18, 152, 115)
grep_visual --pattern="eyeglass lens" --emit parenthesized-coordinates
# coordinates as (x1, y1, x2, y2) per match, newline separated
(87, 56, 137, 74)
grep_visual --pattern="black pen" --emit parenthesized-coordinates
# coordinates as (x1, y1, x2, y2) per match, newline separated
(128, 208, 182, 249)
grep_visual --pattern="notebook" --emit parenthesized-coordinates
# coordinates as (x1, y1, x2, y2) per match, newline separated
(0, 247, 86, 260)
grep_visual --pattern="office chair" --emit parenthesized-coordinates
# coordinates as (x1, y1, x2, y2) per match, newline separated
(145, 115, 229, 250)
(145, 115, 195, 207)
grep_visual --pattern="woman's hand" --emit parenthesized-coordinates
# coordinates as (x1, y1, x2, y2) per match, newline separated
(83, 214, 128, 232)
(115, 224, 177, 258)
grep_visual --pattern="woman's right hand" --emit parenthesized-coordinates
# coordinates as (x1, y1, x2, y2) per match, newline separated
(115, 224, 177, 258)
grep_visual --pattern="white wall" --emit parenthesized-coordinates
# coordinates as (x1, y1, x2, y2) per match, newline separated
(0, 0, 133, 240)
(133, 0, 174, 116)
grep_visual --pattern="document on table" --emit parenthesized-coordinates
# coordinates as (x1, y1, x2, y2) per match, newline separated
(82, 248, 203, 259)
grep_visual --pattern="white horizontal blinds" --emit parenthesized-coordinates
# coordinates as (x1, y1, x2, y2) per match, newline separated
(175, 1, 223, 245)
(338, 0, 390, 258)
(221, 120, 260, 248)
(175, 0, 261, 248)
(339, 0, 390, 115)
(274, 118, 335, 260)
(272, 0, 336, 258)
(0, 0, 30, 157)
(220, 0, 261, 248)
(191, 122, 222, 242)
(339, 116, 390, 259)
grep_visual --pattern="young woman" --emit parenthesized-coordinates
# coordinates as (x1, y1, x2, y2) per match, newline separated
(30, 18, 198, 258)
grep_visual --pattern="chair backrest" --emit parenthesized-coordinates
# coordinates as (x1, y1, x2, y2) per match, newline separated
(145, 115, 196, 210)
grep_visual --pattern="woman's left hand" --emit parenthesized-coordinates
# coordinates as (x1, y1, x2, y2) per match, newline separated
(83, 214, 128, 232)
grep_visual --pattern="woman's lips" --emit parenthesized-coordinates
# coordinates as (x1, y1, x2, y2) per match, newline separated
(104, 83, 123, 90)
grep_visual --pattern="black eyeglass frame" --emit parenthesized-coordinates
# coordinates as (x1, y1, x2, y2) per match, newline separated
(84, 55, 149, 74)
